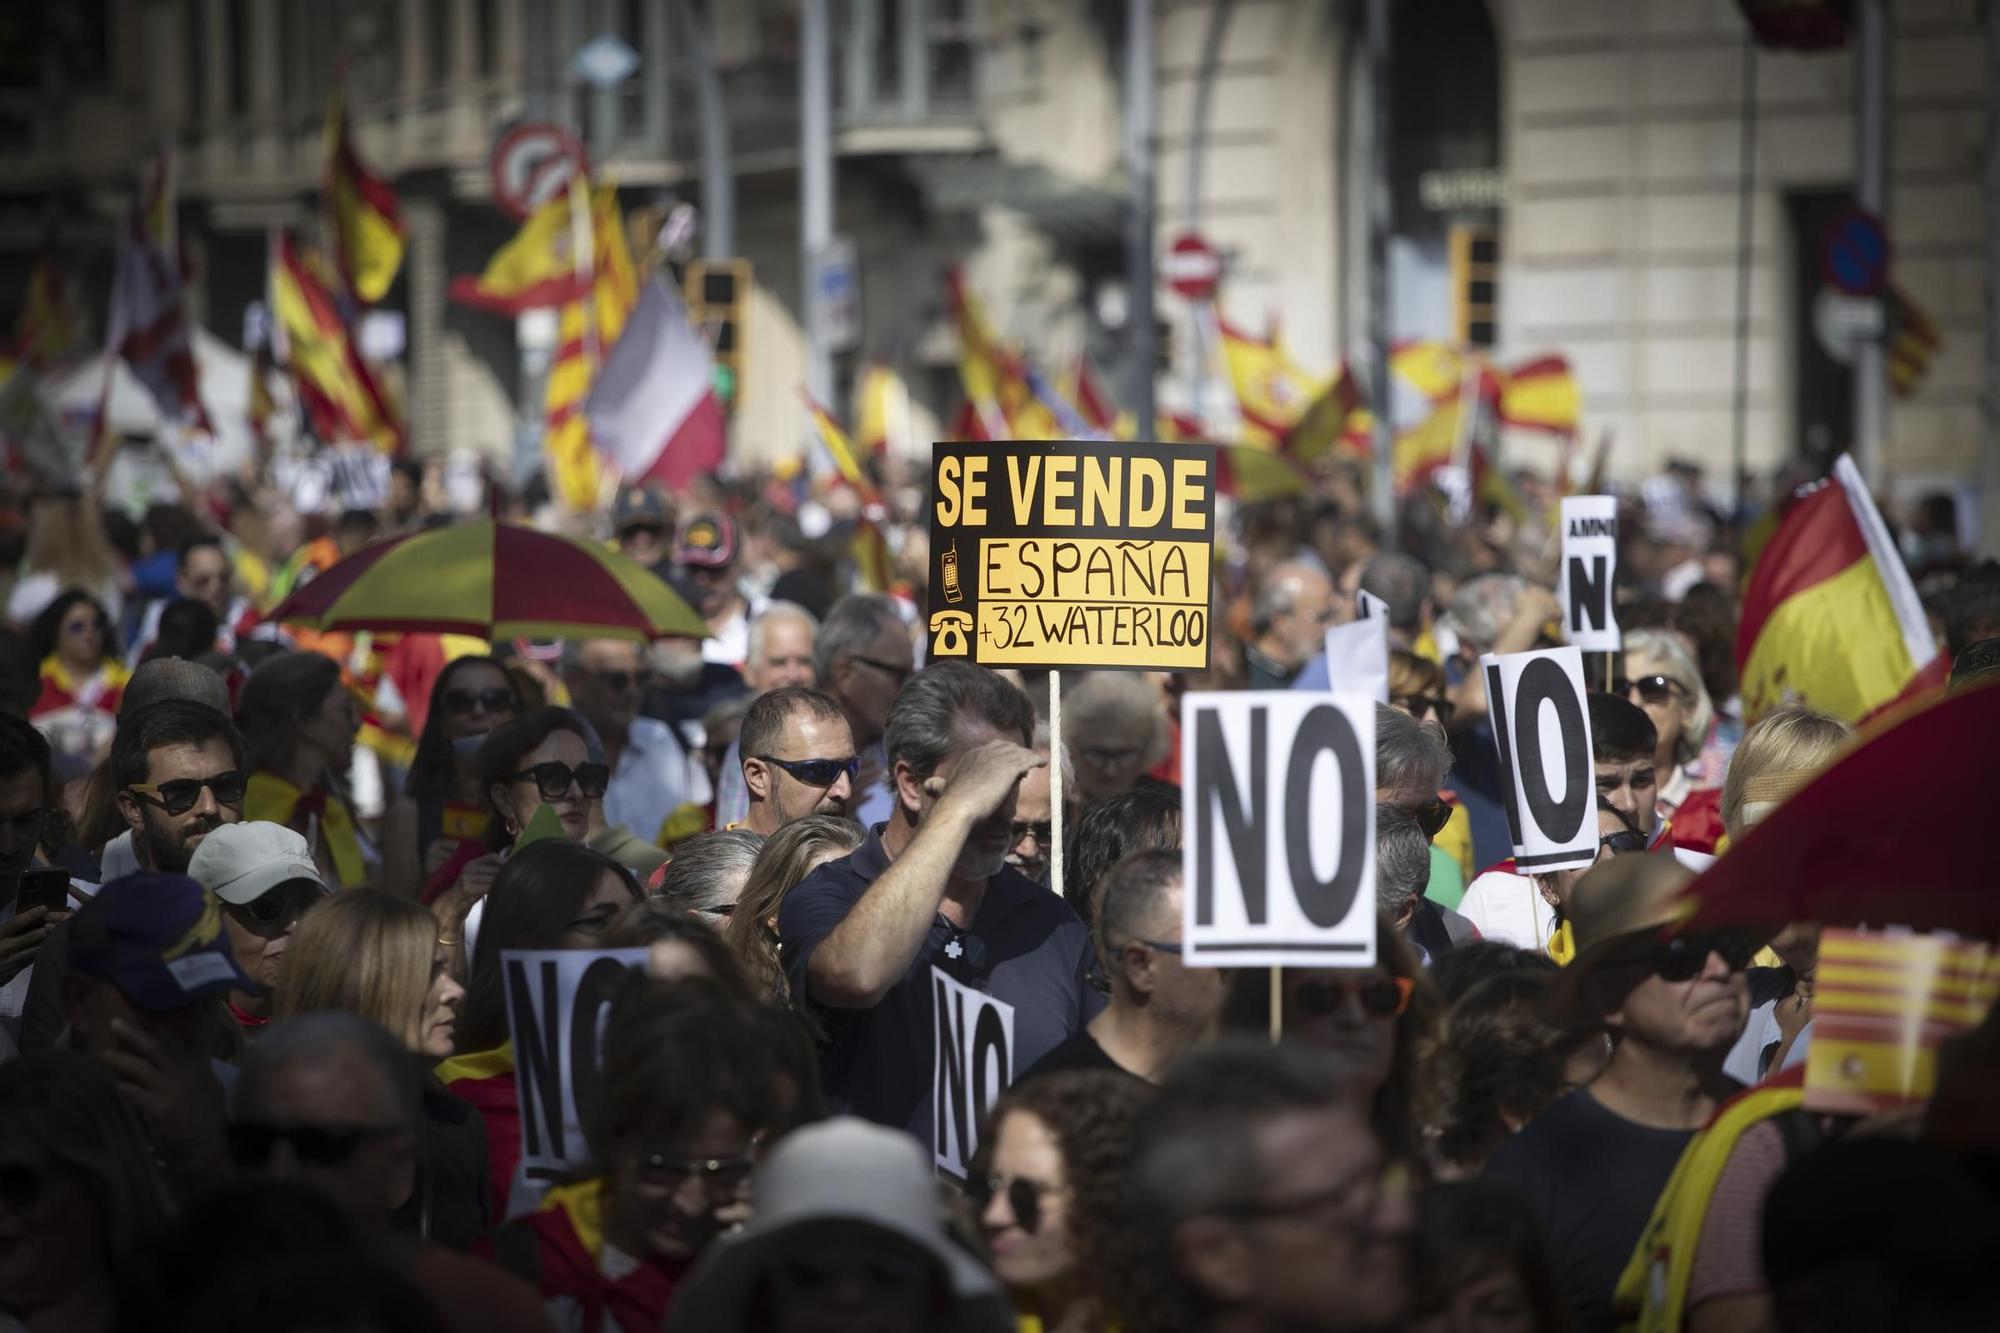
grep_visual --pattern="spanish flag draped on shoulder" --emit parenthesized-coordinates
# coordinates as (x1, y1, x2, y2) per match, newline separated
(323, 82, 405, 305)
(1736, 454, 1947, 725)
(269, 232, 405, 454)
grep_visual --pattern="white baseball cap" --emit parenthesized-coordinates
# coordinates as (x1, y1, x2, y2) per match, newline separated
(188, 822, 328, 906)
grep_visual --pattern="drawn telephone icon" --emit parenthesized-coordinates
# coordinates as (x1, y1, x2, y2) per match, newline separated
(940, 540, 965, 604)
(929, 610, 972, 657)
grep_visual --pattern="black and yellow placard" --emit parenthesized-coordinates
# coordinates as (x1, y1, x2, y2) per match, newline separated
(927, 440, 1216, 670)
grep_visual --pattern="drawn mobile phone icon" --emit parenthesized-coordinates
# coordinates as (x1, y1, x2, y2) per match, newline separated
(941, 540, 964, 604)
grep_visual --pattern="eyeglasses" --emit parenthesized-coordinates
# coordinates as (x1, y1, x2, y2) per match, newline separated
(1600, 829, 1648, 856)
(1290, 973, 1414, 1019)
(1124, 937, 1183, 958)
(0, 1163, 46, 1214)
(1079, 745, 1142, 769)
(696, 902, 736, 919)
(850, 655, 911, 686)
(1216, 1160, 1392, 1233)
(1647, 927, 1759, 983)
(441, 687, 517, 717)
(227, 1122, 403, 1169)
(756, 754, 860, 788)
(633, 1148, 757, 1196)
(773, 1247, 928, 1292)
(968, 1173, 1066, 1235)
(1407, 799, 1453, 839)
(1392, 694, 1455, 727)
(1613, 674, 1686, 706)
(1009, 820, 1052, 848)
(584, 670, 640, 693)
(229, 884, 320, 933)
(127, 770, 248, 816)
(508, 761, 610, 801)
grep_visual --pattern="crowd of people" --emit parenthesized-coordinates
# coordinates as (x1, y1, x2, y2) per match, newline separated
(0, 441, 1993, 1333)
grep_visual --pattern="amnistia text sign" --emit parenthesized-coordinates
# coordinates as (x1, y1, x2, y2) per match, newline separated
(932, 966, 1015, 1179)
(502, 948, 649, 1180)
(1558, 496, 1620, 653)
(1481, 646, 1598, 872)
(1181, 691, 1378, 968)
(927, 439, 1217, 670)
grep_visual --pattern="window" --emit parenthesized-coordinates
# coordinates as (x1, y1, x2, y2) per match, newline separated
(427, 0, 453, 84)
(183, 0, 206, 124)
(225, 0, 250, 117)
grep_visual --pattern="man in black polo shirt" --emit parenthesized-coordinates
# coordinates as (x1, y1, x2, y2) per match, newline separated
(778, 661, 1101, 1142)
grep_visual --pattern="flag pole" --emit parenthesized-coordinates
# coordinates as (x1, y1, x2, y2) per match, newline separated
(1048, 672, 1064, 898)
(1269, 966, 1284, 1042)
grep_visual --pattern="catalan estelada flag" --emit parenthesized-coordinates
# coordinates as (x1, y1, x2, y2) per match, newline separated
(1735, 454, 1947, 724)
(1805, 928, 1999, 1114)
(269, 232, 404, 454)
(323, 82, 405, 304)
(1887, 285, 1941, 398)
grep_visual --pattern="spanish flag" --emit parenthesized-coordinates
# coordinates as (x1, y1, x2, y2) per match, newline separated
(945, 270, 1058, 440)
(1887, 285, 1941, 399)
(853, 363, 908, 457)
(449, 187, 600, 314)
(270, 232, 405, 454)
(1216, 313, 1323, 446)
(802, 391, 894, 592)
(1735, 455, 1947, 725)
(1281, 365, 1364, 465)
(1495, 354, 1580, 435)
(323, 83, 405, 305)
(1805, 928, 1999, 1113)
(9, 253, 77, 371)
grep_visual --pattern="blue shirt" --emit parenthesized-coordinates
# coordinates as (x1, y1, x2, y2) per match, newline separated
(778, 823, 1103, 1146)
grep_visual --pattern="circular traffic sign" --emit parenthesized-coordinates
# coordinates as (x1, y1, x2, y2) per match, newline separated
(1164, 232, 1223, 300)
(1820, 207, 1890, 298)
(488, 122, 591, 220)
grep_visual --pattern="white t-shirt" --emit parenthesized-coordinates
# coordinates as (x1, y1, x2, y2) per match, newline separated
(602, 716, 711, 846)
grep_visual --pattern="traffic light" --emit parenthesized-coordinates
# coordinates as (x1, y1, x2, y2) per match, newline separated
(1450, 224, 1499, 349)
(685, 259, 750, 411)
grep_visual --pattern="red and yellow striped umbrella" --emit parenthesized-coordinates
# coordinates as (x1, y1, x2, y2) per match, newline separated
(268, 520, 707, 643)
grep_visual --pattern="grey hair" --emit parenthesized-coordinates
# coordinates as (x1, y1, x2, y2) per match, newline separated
(746, 600, 817, 667)
(659, 828, 767, 916)
(1376, 703, 1453, 793)
(883, 661, 1034, 781)
(1374, 803, 1432, 914)
(1622, 628, 1715, 767)
(236, 1011, 422, 1133)
(1359, 553, 1429, 633)
(813, 593, 905, 685)
(1093, 848, 1183, 973)
(1251, 560, 1325, 634)
(1439, 574, 1530, 655)
(1063, 672, 1169, 770)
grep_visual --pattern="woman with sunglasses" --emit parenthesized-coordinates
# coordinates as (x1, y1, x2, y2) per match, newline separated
(1220, 915, 1443, 1163)
(237, 650, 368, 890)
(274, 887, 486, 1247)
(439, 840, 640, 1221)
(1618, 629, 1716, 826)
(974, 1070, 1148, 1333)
(724, 815, 865, 1002)
(380, 655, 519, 899)
(27, 589, 129, 768)
(0, 1050, 170, 1333)
(480, 973, 780, 1333)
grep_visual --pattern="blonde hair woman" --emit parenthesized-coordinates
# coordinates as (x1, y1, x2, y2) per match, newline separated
(274, 888, 483, 1246)
(1717, 705, 1854, 1087)
(1619, 628, 1715, 822)
(724, 814, 864, 1000)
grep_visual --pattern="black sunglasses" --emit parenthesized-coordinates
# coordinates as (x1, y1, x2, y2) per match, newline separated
(633, 1149, 757, 1195)
(0, 1163, 44, 1214)
(1408, 800, 1453, 839)
(227, 1122, 402, 1169)
(1613, 674, 1685, 706)
(509, 761, 610, 801)
(1649, 927, 1759, 982)
(1600, 829, 1649, 856)
(228, 883, 321, 932)
(1291, 974, 1414, 1019)
(1009, 820, 1052, 847)
(442, 687, 517, 717)
(585, 669, 641, 693)
(127, 770, 248, 816)
(969, 1174, 1060, 1235)
(756, 754, 860, 788)
(850, 655, 911, 685)
(1392, 694, 1456, 726)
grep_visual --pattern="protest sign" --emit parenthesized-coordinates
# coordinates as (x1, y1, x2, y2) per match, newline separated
(1323, 615, 1389, 704)
(927, 439, 1216, 670)
(1804, 928, 2000, 1115)
(1482, 646, 1597, 872)
(932, 966, 1015, 1179)
(1558, 496, 1620, 652)
(1181, 691, 1377, 968)
(501, 948, 649, 1180)
(1355, 588, 1390, 623)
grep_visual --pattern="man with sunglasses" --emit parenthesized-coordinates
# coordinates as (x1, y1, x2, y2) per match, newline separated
(22, 699, 246, 1052)
(1372, 705, 1475, 947)
(779, 662, 1099, 1142)
(1129, 1039, 1415, 1333)
(565, 638, 710, 849)
(189, 822, 328, 1033)
(737, 686, 855, 837)
(1485, 856, 1753, 1333)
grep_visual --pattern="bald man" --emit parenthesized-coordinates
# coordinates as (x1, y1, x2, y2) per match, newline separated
(1246, 560, 1334, 689)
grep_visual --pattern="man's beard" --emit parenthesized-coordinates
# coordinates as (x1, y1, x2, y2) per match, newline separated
(951, 825, 1013, 882)
(141, 807, 218, 874)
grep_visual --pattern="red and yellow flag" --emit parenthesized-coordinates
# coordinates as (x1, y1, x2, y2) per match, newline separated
(1887, 285, 1942, 399)
(9, 254, 77, 371)
(1805, 928, 1999, 1114)
(803, 391, 894, 592)
(1217, 313, 1323, 446)
(543, 183, 640, 510)
(270, 233, 404, 454)
(853, 363, 907, 457)
(323, 83, 405, 305)
(1736, 455, 1947, 725)
(449, 187, 601, 314)
(946, 270, 1061, 441)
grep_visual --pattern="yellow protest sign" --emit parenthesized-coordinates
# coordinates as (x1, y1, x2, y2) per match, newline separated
(927, 440, 1217, 670)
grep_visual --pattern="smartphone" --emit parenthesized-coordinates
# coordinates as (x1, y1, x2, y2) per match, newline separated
(17, 868, 71, 916)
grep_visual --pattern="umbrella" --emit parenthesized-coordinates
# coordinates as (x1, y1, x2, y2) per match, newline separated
(1676, 682, 2000, 939)
(267, 519, 708, 643)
